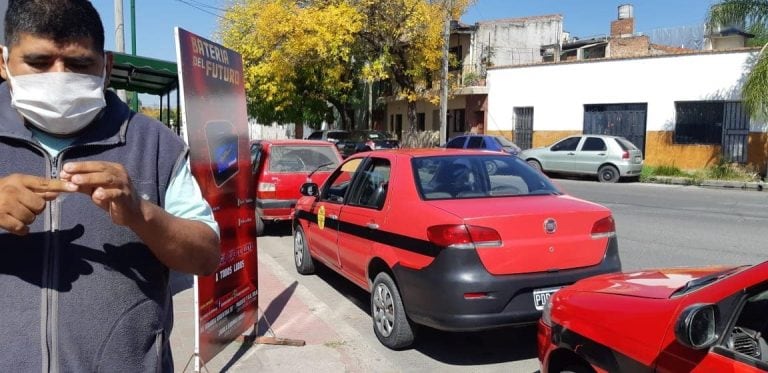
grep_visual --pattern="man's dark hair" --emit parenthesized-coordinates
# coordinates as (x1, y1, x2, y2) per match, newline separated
(4, 0, 105, 53)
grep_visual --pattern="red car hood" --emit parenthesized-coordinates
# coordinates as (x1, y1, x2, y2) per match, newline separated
(568, 265, 739, 299)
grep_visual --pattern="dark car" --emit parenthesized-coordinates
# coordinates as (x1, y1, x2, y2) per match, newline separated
(446, 134, 522, 156)
(337, 130, 400, 158)
(306, 129, 351, 144)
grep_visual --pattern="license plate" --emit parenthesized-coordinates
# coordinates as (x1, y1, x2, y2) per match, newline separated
(533, 287, 561, 311)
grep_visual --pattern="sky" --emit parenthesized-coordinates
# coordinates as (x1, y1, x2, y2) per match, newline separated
(90, 0, 721, 105)
(93, 0, 721, 62)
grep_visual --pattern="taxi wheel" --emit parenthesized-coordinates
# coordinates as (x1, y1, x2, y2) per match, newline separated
(371, 272, 415, 349)
(527, 159, 543, 172)
(256, 217, 264, 236)
(598, 165, 620, 183)
(293, 225, 315, 275)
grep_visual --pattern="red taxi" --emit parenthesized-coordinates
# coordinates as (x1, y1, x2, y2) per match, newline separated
(250, 139, 342, 234)
(292, 149, 622, 349)
(538, 260, 768, 372)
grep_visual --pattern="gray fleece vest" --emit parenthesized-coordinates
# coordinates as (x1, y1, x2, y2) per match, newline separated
(0, 82, 187, 372)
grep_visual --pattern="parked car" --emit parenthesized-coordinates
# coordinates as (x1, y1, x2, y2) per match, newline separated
(538, 260, 768, 373)
(292, 149, 622, 349)
(337, 129, 400, 158)
(445, 134, 522, 156)
(519, 135, 643, 183)
(306, 129, 351, 145)
(250, 139, 342, 235)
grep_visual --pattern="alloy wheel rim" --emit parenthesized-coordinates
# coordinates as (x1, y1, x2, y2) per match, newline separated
(294, 232, 304, 266)
(373, 283, 395, 337)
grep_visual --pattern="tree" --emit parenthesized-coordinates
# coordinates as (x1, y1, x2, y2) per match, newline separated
(708, 0, 768, 119)
(218, 0, 364, 128)
(356, 0, 472, 138)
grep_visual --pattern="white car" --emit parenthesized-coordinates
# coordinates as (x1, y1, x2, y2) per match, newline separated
(520, 135, 643, 183)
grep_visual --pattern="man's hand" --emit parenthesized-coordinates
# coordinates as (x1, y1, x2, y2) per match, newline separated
(0, 174, 77, 235)
(60, 161, 142, 227)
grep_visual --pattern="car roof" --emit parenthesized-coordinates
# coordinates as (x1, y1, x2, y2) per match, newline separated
(251, 139, 336, 146)
(349, 147, 504, 158)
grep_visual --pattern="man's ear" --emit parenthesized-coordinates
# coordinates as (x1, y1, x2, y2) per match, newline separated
(0, 45, 8, 81)
(104, 51, 113, 89)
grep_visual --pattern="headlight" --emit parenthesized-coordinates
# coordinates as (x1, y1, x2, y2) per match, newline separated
(541, 296, 553, 327)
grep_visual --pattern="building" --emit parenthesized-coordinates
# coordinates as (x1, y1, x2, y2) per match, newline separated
(384, 14, 564, 143)
(486, 4, 768, 173)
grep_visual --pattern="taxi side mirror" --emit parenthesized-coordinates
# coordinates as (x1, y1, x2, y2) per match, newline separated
(300, 182, 319, 197)
(675, 304, 719, 350)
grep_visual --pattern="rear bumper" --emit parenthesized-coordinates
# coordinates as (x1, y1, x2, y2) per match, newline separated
(618, 163, 643, 176)
(256, 199, 297, 221)
(392, 237, 621, 331)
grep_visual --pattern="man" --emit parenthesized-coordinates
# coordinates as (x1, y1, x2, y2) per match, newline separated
(0, 0, 220, 371)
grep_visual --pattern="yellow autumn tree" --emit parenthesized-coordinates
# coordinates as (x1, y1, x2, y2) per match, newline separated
(356, 0, 473, 135)
(218, 0, 363, 127)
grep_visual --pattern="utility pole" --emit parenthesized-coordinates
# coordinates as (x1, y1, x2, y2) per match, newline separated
(129, 0, 139, 112)
(439, 0, 453, 146)
(113, 0, 127, 102)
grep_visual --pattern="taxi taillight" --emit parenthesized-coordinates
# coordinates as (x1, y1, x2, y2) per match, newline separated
(427, 225, 502, 249)
(591, 216, 616, 239)
(258, 182, 276, 199)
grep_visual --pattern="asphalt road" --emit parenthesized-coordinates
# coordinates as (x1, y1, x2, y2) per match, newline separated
(256, 178, 768, 372)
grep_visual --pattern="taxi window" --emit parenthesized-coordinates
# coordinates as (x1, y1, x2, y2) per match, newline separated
(412, 155, 560, 200)
(348, 158, 391, 210)
(321, 158, 363, 204)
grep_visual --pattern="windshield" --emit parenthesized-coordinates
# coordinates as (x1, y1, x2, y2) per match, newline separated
(412, 155, 561, 200)
(268, 145, 340, 172)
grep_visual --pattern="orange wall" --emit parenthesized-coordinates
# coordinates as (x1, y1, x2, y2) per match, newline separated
(748, 132, 768, 174)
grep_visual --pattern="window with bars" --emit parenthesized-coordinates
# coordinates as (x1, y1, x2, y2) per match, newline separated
(674, 101, 723, 145)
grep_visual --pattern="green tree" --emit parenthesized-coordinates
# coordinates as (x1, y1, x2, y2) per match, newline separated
(709, 0, 768, 119)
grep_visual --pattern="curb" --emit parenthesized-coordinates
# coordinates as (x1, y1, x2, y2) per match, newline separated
(645, 176, 764, 191)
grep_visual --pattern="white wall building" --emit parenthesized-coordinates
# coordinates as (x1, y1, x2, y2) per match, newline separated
(487, 49, 768, 171)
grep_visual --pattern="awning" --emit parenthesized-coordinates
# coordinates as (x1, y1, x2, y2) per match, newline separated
(109, 52, 178, 96)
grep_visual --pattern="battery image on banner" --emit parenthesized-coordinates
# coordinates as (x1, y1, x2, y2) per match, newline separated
(205, 120, 239, 187)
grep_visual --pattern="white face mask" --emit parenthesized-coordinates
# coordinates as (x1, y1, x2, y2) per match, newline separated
(3, 47, 107, 136)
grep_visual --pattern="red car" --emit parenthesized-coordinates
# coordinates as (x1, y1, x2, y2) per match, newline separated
(538, 260, 768, 373)
(250, 139, 342, 234)
(292, 149, 622, 349)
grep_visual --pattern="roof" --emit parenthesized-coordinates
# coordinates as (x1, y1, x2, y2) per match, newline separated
(109, 52, 178, 96)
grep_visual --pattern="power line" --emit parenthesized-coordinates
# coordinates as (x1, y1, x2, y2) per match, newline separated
(173, 0, 230, 20)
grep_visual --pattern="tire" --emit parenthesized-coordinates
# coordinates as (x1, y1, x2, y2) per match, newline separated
(256, 217, 265, 236)
(293, 225, 315, 274)
(527, 159, 543, 172)
(598, 165, 620, 183)
(371, 272, 415, 349)
(561, 363, 595, 373)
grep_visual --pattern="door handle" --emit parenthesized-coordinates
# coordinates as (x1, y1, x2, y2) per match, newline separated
(366, 223, 379, 230)
(328, 214, 338, 220)
(567, 152, 576, 156)
(598, 153, 606, 156)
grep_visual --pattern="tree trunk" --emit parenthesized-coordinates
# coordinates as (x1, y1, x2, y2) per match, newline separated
(328, 98, 351, 130)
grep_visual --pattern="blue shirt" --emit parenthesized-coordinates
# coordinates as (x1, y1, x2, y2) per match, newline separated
(31, 128, 220, 237)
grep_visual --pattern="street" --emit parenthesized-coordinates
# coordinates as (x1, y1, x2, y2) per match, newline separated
(224, 179, 767, 372)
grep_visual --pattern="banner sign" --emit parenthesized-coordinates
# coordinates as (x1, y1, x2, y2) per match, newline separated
(174, 27, 258, 366)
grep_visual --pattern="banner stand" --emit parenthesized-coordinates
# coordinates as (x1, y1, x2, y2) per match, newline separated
(248, 306, 306, 347)
(181, 353, 209, 373)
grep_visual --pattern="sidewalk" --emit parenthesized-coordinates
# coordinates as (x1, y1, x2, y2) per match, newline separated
(644, 176, 764, 191)
(170, 251, 396, 372)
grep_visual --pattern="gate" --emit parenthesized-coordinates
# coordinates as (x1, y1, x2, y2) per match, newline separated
(583, 103, 647, 156)
(514, 107, 533, 150)
(721, 102, 750, 163)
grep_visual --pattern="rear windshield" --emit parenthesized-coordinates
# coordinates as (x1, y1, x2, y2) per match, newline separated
(494, 136, 516, 147)
(614, 137, 638, 150)
(412, 155, 561, 200)
(268, 145, 340, 172)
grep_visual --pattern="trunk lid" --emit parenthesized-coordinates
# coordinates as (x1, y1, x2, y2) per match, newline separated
(428, 195, 613, 275)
